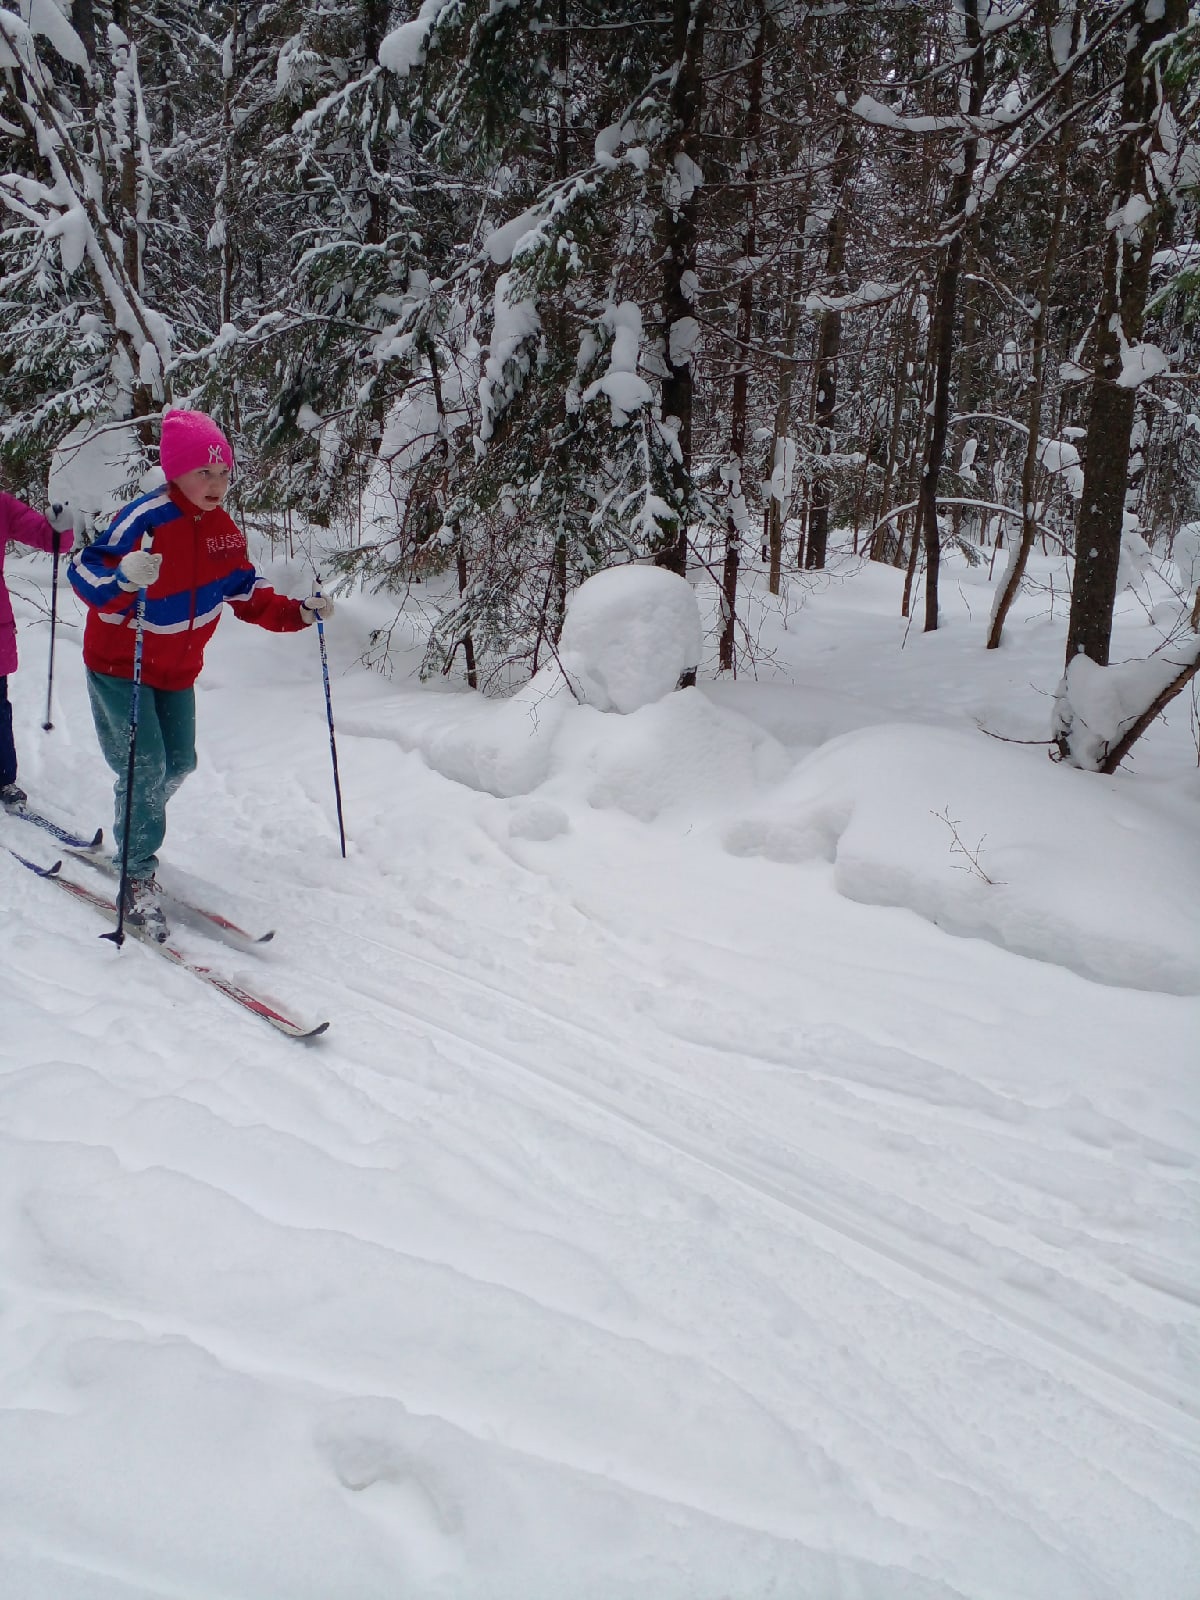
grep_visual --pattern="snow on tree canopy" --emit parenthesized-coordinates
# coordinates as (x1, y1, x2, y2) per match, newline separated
(558, 566, 702, 714)
(1116, 338, 1171, 388)
(580, 303, 654, 426)
(42, 204, 88, 276)
(6, 0, 88, 67)
(49, 418, 157, 515)
(483, 207, 545, 266)
(378, 0, 453, 76)
(1036, 437, 1084, 498)
(478, 274, 539, 445)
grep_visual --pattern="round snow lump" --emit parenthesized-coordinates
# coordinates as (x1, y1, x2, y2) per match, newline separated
(559, 564, 702, 713)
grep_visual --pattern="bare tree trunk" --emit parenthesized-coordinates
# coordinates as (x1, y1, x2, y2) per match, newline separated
(363, 0, 389, 60)
(766, 326, 795, 594)
(455, 543, 478, 690)
(766, 225, 806, 594)
(69, 0, 98, 120)
(806, 121, 855, 572)
(217, 2, 239, 328)
(916, 0, 986, 632)
(657, 0, 708, 575)
(719, 5, 764, 671)
(71, 0, 96, 53)
(949, 271, 977, 546)
(871, 293, 917, 562)
(427, 338, 475, 688)
(901, 319, 937, 613)
(1061, 0, 1185, 682)
(988, 104, 1073, 648)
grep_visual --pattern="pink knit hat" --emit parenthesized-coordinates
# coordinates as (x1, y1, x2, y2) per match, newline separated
(159, 408, 234, 481)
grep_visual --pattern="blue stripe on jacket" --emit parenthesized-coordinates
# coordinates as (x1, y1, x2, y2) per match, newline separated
(91, 570, 259, 634)
(69, 490, 182, 607)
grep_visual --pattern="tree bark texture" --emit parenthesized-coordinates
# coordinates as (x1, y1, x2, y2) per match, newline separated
(656, 0, 708, 576)
(1063, 0, 1185, 674)
(805, 132, 853, 571)
(988, 106, 1072, 648)
(917, 0, 986, 632)
(719, 6, 764, 671)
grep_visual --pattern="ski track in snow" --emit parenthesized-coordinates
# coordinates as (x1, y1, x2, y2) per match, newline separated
(311, 894, 1199, 1440)
(1, 553, 1198, 1599)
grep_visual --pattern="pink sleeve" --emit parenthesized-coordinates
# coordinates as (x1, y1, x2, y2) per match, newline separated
(0, 492, 61, 554)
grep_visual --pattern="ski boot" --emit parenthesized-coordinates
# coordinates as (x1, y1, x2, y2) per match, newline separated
(124, 875, 170, 943)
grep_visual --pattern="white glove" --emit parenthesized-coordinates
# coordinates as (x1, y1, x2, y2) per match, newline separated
(301, 593, 334, 625)
(48, 501, 74, 536)
(118, 549, 162, 590)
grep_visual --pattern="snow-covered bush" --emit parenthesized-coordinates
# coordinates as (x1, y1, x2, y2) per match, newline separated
(557, 565, 702, 714)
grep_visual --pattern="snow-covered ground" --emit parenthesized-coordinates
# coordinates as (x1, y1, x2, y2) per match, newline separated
(1, 535, 1197, 1599)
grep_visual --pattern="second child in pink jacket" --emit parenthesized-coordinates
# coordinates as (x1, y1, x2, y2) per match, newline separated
(1, 490, 71, 809)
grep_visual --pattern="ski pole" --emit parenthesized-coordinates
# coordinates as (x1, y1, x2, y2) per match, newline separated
(104, 552, 151, 948)
(314, 576, 346, 858)
(42, 529, 61, 732)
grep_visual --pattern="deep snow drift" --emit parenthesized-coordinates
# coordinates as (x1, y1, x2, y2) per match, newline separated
(1, 533, 1197, 1600)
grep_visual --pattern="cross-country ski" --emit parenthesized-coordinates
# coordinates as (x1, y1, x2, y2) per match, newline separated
(63, 840, 275, 946)
(2, 798, 102, 851)
(10, 847, 326, 1039)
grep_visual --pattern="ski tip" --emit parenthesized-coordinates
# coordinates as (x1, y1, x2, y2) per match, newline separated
(258, 929, 276, 944)
(88, 827, 104, 848)
(269, 1016, 329, 1041)
(7, 847, 61, 878)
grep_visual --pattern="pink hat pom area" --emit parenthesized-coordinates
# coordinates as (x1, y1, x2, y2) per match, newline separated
(159, 409, 235, 482)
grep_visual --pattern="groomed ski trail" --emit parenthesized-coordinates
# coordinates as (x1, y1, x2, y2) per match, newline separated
(280, 865, 1200, 1448)
(3, 575, 1198, 1600)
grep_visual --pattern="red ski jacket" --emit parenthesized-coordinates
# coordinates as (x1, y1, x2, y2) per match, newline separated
(70, 485, 307, 691)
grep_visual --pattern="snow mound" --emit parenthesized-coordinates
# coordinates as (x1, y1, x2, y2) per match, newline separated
(376, 566, 713, 803)
(507, 799, 571, 840)
(549, 688, 790, 823)
(723, 724, 1200, 993)
(559, 565, 702, 714)
(378, 673, 787, 819)
(402, 667, 577, 798)
(1054, 651, 1189, 772)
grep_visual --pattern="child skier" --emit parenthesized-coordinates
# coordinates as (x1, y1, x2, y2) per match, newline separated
(1, 490, 73, 809)
(69, 408, 334, 939)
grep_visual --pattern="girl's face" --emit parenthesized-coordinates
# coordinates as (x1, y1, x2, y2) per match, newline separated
(173, 463, 231, 511)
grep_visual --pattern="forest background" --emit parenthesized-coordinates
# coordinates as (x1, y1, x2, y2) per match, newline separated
(1, 0, 1198, 773)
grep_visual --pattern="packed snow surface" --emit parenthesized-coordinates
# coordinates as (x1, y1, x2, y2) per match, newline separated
(1, 536, 1197, 1599)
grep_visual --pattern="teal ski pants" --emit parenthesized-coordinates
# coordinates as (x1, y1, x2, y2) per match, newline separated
(86, 669, 197, 879)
